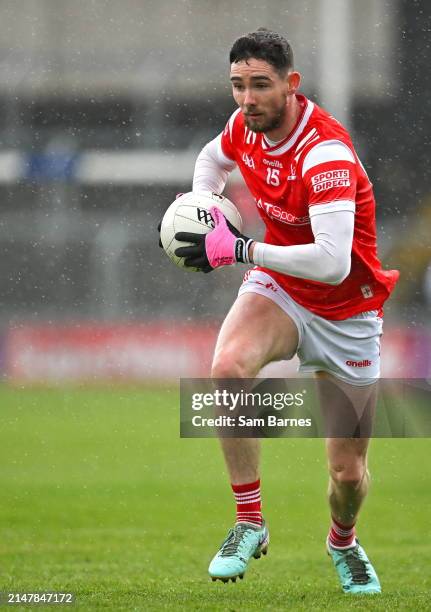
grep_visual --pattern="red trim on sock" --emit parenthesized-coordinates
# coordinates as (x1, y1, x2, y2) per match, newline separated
(329, 516, 356, 548)
(231, 479, 262, 527)
(231, 479, 260, 493)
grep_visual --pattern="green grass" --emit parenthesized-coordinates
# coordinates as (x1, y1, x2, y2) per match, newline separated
(0, 385, 430, 610)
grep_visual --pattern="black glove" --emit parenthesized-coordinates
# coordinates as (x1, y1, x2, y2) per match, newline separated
(174, 231, 213, 273)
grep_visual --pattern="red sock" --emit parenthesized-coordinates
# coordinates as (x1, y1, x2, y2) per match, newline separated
(328, 516, 356, 549)
(231, 479, 262, 527)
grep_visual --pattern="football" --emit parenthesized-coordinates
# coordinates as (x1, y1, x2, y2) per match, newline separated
(159, 191, 243, 271)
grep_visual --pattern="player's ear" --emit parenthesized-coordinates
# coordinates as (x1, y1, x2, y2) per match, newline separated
(287, 71, 301, 93)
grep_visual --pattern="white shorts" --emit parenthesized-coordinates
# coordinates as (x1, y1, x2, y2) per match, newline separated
(238, 269, 383, 386)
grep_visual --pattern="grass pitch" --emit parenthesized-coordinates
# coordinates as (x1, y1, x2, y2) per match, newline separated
(0, 385, 430, 610)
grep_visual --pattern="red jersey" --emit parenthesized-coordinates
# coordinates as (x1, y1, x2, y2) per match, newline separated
(220, 94, 399, 320)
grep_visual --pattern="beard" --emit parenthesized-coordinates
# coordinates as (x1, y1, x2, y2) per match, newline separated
(244, 103, 287, 134)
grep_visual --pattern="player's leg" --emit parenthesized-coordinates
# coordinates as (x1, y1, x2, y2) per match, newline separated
(326, 436, 370, 529)
(316, 371, 376, 527)
(208, 291, 299, 581)
(316, 371, 381, 594)
(212, 292, 299, 482)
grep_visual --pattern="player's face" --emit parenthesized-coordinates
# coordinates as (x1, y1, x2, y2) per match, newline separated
(230, 58, 297, 134)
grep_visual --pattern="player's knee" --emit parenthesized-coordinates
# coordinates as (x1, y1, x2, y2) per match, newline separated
(211, 350, 254, 379)
(330, 462, 367, 489)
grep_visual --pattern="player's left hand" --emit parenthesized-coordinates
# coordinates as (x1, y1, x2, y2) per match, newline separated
(174, 206, 253, 273)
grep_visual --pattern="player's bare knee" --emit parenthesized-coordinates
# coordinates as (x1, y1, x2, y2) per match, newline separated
(211, 350, 254, 379)
(330, 462, 367, 489)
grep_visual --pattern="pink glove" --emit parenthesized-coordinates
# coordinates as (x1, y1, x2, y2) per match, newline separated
(205, 206, 241, 267)
(175, 206, 253, 272)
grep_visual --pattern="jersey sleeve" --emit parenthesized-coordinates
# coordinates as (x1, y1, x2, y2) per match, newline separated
(301, 140, 357, 217)
(220, 108, 241, 162)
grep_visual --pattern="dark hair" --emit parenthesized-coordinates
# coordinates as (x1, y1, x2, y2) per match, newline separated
(229, 28, 294, 75)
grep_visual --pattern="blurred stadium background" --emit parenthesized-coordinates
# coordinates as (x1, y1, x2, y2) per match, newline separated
(0, 0, 430, 383)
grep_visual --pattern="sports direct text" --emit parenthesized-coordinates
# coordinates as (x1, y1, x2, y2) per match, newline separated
(311, 169, 350, 193)
(191, 389, 305, 411)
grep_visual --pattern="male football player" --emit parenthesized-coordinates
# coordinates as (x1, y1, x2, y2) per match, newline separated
(173, 28, 399, 594)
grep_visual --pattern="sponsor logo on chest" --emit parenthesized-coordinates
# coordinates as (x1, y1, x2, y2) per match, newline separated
(256, 198, 310, 226)
(311, 169, 350, 193)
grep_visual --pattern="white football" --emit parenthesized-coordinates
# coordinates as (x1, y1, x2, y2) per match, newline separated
(160, 192, 243, 271)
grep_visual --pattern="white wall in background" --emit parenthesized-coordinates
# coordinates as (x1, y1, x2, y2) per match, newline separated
(0, 0, 396, 98)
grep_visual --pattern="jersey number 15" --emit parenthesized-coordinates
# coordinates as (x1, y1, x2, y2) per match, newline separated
(266, 168, 280, 186)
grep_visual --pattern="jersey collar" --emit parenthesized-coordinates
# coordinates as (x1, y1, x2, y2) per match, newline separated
(262, 95, 314, 156)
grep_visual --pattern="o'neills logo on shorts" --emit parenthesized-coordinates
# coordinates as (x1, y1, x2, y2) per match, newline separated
(311, 169, 350, 193)
(345, 359, 372, 367)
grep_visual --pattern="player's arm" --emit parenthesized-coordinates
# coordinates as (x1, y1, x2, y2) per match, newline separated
(175, 204, 353, 282)
(157, 131, 236, 249)
(193, 134, 237, 195)
(176, 139, 355, 281)
(250, 209, 353, 284)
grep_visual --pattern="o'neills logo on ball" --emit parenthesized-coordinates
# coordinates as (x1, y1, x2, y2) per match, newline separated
(345, 359, 372, 367)
(311, 169, 350, 193)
